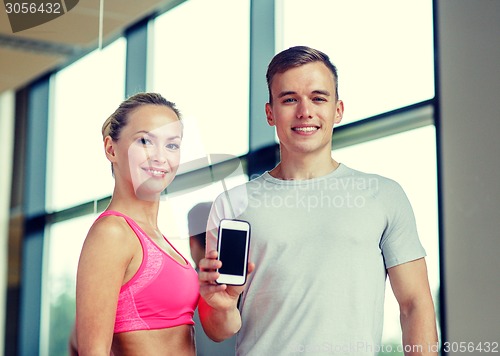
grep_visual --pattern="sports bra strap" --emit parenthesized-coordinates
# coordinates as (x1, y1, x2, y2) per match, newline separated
(97, 210, 145, 239)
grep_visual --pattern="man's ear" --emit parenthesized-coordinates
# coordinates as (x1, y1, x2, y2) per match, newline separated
(334, 100, 344, 124)
(265, 103, 275, 127)
(104, 136, 117, 163)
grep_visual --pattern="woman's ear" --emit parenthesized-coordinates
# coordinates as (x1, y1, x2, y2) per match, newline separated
(104, 136, 116, 163)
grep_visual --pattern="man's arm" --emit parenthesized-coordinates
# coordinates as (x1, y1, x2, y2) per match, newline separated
(387, 257, 438, 355)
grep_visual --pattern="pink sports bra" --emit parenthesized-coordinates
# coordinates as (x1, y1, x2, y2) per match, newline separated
(96, 210, 199, 333)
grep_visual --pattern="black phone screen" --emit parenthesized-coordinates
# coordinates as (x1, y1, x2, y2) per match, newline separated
(218, 228, 247, 276)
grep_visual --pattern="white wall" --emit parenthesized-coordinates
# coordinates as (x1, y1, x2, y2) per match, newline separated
(437, 0, 500, 351)
(0, 90, 15, 356)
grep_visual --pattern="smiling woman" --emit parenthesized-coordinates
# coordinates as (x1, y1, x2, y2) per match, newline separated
(102, 99, 183, 201)
(71, 92, 200, 356)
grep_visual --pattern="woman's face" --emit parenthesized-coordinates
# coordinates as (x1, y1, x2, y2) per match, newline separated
(110, 104, 183, 200)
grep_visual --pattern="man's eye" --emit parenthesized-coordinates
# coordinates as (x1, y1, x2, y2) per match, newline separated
(283, 97, 296, 103)
(313, 97, 327, 102)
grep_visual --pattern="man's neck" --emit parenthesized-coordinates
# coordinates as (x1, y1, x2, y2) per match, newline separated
(270, 152, 340, 180)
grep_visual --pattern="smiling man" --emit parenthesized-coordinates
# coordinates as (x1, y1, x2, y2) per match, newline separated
(265, 59, 343, 179)
(198, 46, 438, 355)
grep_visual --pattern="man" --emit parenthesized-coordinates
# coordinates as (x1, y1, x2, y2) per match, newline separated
(198, 46, 438, 355)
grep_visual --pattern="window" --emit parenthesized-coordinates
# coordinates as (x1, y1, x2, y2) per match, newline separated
(42, 164, 248, 355)
(277, 2, 439, 346)
(31, 2, 439, 355)
(47, 38, 126, 211)
(43, 214, 94, 355)
(0, 91, 14, 356)
(152, 0, 250, 163)
(277, 0, 434, 124)
(334, 125, 440, 353)
(43, 38, 126, 354)
(159, 173, 249, 266)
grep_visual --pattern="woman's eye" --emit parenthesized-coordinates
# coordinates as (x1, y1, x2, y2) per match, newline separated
(166, 143, 180, 150)
(139, 137, 152, 145)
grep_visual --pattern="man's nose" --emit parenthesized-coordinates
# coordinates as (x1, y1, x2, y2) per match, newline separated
(297, 100, 313, 119)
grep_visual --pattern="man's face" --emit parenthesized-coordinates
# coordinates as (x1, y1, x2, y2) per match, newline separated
(266, 61, 343, 158)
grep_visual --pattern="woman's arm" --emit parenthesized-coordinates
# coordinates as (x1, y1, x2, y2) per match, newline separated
(198, 250, 254, 341)
(75, 217, 137, 355)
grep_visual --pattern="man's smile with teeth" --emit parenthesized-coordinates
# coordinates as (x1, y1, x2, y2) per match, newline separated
(292, 126, 319, 132)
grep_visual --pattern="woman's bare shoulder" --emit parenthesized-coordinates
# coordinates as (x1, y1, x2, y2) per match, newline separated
(84, 214, 137, 250)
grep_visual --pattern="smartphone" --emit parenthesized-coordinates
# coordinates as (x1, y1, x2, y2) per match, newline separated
(216, 219, 251, 286)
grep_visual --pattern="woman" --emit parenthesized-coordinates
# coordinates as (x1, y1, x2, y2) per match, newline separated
(71, 93, 199, 355)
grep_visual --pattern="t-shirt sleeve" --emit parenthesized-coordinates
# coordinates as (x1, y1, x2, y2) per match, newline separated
(206, 197, 222, 253)
(379, 179, 426, 269)
(206, 183, 250, 253)
(205, 191, 236, 253)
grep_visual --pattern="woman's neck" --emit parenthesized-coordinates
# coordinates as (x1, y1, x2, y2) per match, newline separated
(107, 186, 160, 228)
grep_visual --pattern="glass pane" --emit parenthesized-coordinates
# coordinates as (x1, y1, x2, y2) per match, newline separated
(152, 0, 250, 162)
(159, 172, 249, 267)
(43, 214, 94, 356)
(333, 125, 440, 353)
(48, 39, 126, 211)
(42, 175, 248, 354)
(278, 0, 434, 125)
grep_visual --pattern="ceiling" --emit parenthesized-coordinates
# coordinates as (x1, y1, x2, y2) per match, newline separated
(0, 0, 182, 94)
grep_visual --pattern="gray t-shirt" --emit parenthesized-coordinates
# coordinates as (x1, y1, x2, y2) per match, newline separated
(206, 164, 426, 355)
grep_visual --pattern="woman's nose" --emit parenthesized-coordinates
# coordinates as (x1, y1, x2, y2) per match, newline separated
(149, 146, 167, 164)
